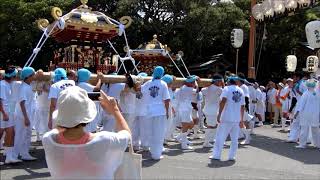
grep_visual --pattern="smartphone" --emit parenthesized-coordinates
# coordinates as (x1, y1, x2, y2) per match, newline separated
(87, 92, 100, 101)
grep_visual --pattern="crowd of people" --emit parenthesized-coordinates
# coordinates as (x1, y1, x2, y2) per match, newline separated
(0, 65, 319, 178)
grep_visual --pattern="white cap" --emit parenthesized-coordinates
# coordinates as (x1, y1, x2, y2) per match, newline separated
(54, 86, 97, 128)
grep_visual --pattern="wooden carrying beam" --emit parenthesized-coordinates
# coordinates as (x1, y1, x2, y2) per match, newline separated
(34, 72, 213, 87)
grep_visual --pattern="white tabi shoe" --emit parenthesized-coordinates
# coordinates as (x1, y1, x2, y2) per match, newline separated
(181, 144, 193, 150)
(295, 145, 306, 149)
(203, 142, 214, 148)
(5, 156, 22, 164)
(21, 154, 37, 161)
(240, 138, 251, 145)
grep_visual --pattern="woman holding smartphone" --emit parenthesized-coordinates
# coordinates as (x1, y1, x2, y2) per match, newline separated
(42, 86, 131, 179)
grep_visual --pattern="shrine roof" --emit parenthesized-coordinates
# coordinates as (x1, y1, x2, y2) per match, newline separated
(37, 0, 132, 43)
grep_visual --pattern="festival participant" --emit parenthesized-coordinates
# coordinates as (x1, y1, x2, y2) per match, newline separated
(33, 70, 51, 141)
(294, 79, 320, 149)
(210, 76, 245, 161)
(237, 73, 251, 145)
(14, 67, 37, 161)
(77, 68, 102, 92)
(0, 67, 22, 164)
(48, 68, 75, 129)
(77, 68, 103, 132)
(201, 74, 224, 148)
(42, 87, 131, 179)
(162, 74, 176, 143)
(287, 73, 306, 143)
(254, 82, 264, 127)
(119, 85, 136, 139)
(191, 83, 202, 139)
(100, 72, 126, 131)
(141, 66, 170, 159)
(175, 75, 198, 150)
(132, 72, 150, 151)
(279, 78, 294, 131)
(259, 86, 267, 122)
(267, 82, 277, 125)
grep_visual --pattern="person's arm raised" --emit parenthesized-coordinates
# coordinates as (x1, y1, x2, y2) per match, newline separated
(99, 90, 131, 134)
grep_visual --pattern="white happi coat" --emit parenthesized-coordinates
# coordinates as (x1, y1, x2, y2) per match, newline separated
(295, 90, 320, 127)
(201, 84, 222, 125)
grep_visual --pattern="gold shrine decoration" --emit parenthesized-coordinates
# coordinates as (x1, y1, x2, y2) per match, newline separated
(119, 16, 133, 28)
(37, 19, 50, 30)
(34, 72, 213, 88)
(81, 0, 88, 5)
(51, 7, 63, 20)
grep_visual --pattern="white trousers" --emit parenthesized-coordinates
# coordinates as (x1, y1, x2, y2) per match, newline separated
(138, 116, 152, 147)
(14, 117, 32, 157)
(165, 115, 175, 140)
(288, 118, 300, 141)
(149, 116, 166, 159)
(212, 122, 240, 160)
(299, 126, 320, 147)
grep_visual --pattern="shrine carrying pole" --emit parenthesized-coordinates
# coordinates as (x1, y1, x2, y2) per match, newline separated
(34, 72, 213, 88)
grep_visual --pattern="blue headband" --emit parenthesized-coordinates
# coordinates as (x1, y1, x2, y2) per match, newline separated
(20, 67, 35, 80)
(161, 74, 173, 84)
(185, 75, 197, 83)
(212, 78, 223, 83)
(306, 81, 316, 88)
(227, 76, 239, 82)
(138, 72, 148, 77)
(5, 69, 17, 78)
(54, 68, 67, 82)
(77, 68, 91, 83)
(152, 66, 165, 80)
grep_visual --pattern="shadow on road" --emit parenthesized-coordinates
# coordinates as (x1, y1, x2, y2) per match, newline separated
(207, 159, 236, 168)
(0, 147, 50, 180)
(250, 134, 320, 165)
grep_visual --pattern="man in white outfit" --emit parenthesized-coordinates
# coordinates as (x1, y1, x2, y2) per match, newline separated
(201, 74, 224, 148)
(0, 67, 22, 164)
(294, 79, 320, 149)
(14, 67, 37, 161)
(288, 73, 306, 142)
(211, 76, 245, 161)
(48, 68, 75, 129)
(237, 73, 252, 145)
(141, 66, 170, 160)
(100, 73, 126, 132)
(175, 75, 199, 150)
(161, 74, 176, 143)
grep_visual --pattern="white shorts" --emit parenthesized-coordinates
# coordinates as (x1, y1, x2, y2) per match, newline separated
(205, 115, 217, 127)
(192, 109, 198, 119)
(179, 111, 193, 123)
(0, 113, 15, 129)
(243, 111, 254, 122)
(255, 106, 264, 116)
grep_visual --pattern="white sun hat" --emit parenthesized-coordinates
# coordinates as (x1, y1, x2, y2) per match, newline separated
(53, 86, 97, 128)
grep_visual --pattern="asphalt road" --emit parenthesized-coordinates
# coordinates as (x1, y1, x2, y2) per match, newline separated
(1, 125, 320, 180)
